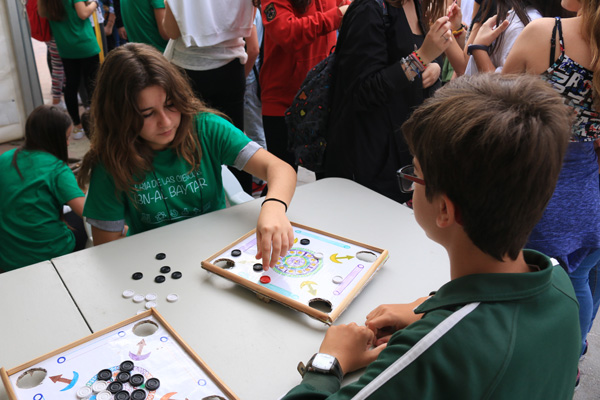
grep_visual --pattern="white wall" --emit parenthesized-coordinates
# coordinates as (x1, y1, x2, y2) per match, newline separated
(0, 0, 40, 143)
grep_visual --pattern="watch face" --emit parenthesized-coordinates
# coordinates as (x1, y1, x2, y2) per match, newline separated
(312, 354, 335, 370)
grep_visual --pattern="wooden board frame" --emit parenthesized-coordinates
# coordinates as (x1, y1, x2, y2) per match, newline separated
(0, 308, 238, 400)
(201, 222, 389, 324)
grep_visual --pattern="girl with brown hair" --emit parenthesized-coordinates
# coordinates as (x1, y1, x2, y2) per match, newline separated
(78, 43, 296, 268)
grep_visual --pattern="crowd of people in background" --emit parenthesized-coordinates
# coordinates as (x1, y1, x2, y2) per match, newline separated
(1, 0, 599, 396)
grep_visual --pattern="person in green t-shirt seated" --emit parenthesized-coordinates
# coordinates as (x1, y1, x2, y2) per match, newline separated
(0, 105, 87, 272)
(78, 43, 296, 269)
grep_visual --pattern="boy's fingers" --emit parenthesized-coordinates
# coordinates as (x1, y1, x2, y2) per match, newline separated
(375, 336, 392, 347)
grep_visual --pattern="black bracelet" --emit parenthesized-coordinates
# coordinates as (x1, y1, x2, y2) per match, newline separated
(261, 198, 288, 212)
(467, 44, 490, 56)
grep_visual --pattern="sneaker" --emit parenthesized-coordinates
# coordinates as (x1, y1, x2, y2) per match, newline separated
(52, 100, 67, 111)
(72, 127, 85, 140)
(580, 340, 588, 361)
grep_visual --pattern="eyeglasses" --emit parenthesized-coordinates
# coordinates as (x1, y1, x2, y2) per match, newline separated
(396, 165, 425, 193)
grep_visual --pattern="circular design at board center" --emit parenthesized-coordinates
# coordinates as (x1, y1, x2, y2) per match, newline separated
(272, 248, 323, 278)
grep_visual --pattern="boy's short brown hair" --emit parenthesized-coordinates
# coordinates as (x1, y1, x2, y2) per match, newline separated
(402, 74, 572, 261)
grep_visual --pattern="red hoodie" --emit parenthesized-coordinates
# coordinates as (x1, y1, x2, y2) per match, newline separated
(260, 0, 348, 116)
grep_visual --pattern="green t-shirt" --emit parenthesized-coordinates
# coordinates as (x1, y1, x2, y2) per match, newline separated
(0, 150, 85, 270)
(83, 113, 253, 235)
(49, 0, 100, 59)
(120, 0, 168, 53)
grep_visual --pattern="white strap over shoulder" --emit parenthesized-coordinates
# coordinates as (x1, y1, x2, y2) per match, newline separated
(352, 302, 480, 399)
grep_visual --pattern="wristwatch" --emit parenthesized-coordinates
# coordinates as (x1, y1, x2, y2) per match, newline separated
(302, 353, 344, 381)
(467, 44, 490, 56)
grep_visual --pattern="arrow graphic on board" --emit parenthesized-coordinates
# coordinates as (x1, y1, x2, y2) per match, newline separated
(50, 371, 79, 391)
(300, 281, 318, 295)
(136, 339, 146, 355)
(129, 339, 151, 361)
(50, 375, 71, 384)
(330, 253, 354, 264)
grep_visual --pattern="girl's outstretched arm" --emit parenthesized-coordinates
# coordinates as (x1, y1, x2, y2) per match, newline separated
(242, 149, 296, 269)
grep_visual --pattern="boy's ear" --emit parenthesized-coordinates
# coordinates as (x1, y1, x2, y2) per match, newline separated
(436, 194, 460, 228)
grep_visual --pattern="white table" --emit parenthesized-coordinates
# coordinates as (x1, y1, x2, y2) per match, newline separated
(0, 261, 91, 400)
(49, 178, 450, 399)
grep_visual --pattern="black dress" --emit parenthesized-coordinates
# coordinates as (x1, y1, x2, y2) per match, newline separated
(324, 0, 440, 203)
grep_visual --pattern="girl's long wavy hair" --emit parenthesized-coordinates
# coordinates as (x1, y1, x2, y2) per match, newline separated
(37, 0, 66, 21)
(581, 0, 600, 109)
(12, 105, 72, 179)
(252, 0, 312, 14)
(77, 43, 220, 193)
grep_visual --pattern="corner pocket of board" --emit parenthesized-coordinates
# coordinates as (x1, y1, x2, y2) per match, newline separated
(132, 320, 159, 337)
(355, 251, 378, 263)
(308, 298, 332, 313)
(15, 368, 47, 389)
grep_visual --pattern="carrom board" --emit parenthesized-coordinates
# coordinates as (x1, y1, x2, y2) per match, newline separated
(201, 223, 389, 324)
(0, 309, 238, 400)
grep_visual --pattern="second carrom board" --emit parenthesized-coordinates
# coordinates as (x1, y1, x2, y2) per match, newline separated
(0, 309, 237, 400)
(201, 223, 389, 323)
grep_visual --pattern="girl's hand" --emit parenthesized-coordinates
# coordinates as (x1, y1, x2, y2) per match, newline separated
(422, 62, 441, 88)
(473, 15, 509, 47)
(255, 202, 294, 270)
(418, 16, 452, 64)
(447, 0, 463, 31)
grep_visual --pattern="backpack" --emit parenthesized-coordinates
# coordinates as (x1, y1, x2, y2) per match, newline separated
(285, 0, 388, 173)
(26, 0, 52, 42)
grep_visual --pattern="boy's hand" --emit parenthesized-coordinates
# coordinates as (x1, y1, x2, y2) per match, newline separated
(318, 323, 386, 375)
(255, 204, 294, 270)
(365, 297, 429, 345)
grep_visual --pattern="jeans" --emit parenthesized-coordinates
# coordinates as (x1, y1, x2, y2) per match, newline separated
(244, 79, 267, 150)
(568, 248, 600, 355)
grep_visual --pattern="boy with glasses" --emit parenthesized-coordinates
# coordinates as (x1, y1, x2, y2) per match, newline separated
(282, 74, 581, 399)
